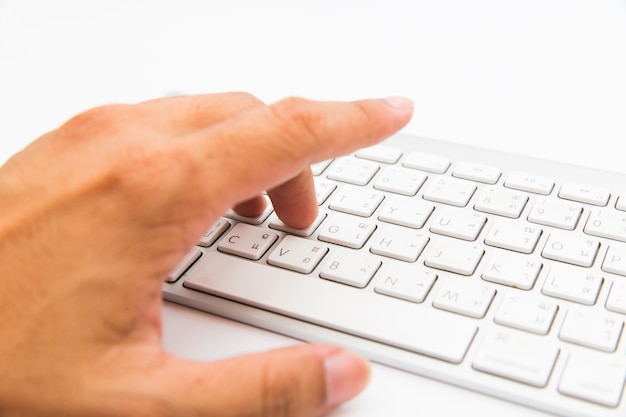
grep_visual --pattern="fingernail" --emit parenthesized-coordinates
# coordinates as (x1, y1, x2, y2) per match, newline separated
(383, 96, 414, 110)
(324, 350, 371, 408)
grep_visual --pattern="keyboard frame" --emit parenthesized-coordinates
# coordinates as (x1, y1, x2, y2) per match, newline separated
(163, 133, 626, 417)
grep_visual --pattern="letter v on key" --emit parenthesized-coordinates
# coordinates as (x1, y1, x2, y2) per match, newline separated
(268, 235, 328, 274)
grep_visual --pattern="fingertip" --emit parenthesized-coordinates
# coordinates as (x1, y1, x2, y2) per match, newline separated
(381, 96, 414, 111)
(323, 349, 371, 408)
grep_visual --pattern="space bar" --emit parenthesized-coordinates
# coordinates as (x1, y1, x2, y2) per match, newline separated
(183, 252, 478, 364)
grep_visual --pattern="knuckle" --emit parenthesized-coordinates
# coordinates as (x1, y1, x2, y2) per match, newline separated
(63, 104, 131, 137)
(268, 96, 325, 144)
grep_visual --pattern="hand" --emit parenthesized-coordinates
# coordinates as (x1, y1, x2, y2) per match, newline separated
(0, 92, 413, 417)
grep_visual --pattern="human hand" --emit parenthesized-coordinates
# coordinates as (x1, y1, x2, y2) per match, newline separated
(0, 92, 413, 416)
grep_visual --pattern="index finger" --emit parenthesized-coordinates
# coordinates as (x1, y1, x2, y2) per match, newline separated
(185, 96, 414, 219)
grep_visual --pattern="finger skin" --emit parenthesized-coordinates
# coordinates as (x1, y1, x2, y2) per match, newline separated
(184, 96, 413, 228)
(0, 94, 412, 417)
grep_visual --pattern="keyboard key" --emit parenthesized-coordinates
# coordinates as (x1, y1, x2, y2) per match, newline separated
(355, 144, 402, 163)
(326, 156, 379, 185)
(225, 196, 273, 225)
(378, 196, 434, 229)
(268, 211, 326, 237)
(481, 250, 542, 290)
(267, 236, 328, 273)
(319, 249, 381, 288)
(198, 218, 230, 247)
(602, 243, 626, 276)
(527, 197, 582, 230)
(559, 182, 610, 206)
(374, 262, 437, 303)
(423, 176, 477, 207)
(402, 151, 450, 174)
(218, 223, 278, 260)
(606, 278, 626, 314)
(484, 219, 542, 254)
(474, 186, 528, 218)
(311, 159, 333, 176)
(369, 225, 429, 262)
(452, 161, 501, 184)
(185, 252, 478, 364)
(616, 195, 626, 211)
(328, 185, 384, 217)
(541, 231, 600, 267)
(504, 171, 554, 195)
(373, 165, 427, 196)
(542, 264, 603, 305)
(424, 237, 484, 276)
(313, 177, 336, 205)
(559, 309, 623, 352)
(432, 280, 495, 318)
(166, 247, 202, 283)
(318, 213, 376, 249)
(494, 293, 558, 334)
(473, 327, 559, 387)
(584, 208, 626, 243)
(429, 208, 487, 241)
(559, 351, 626, 407)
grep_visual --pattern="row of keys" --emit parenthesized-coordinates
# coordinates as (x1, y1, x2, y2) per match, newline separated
(321, 145, 625, 211)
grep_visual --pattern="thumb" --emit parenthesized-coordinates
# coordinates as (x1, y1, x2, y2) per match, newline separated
(160, 344, 371, 417)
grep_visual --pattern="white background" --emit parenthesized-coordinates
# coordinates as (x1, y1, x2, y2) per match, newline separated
(1, 1, 625, 416)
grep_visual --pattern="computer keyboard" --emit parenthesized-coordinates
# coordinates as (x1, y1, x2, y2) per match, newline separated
(163, 133, 626, 417)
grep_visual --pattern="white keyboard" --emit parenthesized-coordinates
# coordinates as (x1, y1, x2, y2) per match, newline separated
(163, 133, 626, 417)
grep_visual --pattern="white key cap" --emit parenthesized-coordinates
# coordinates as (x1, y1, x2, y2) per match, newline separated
(267, 236, 328, 273)
(318, 213, 376, 249)
(602, 243, 626, 276)
(373, 166, 427, 196)
(473, 186, 529, 218)
(424, 237, 484, 276)
(541, 231, 600, 267)
(185, 252, 478, 363)
(403, 151, 450, 174)
(268, 211, 326, 237)
(328, 185, 384, 217)
(616, 195, 626, 211)
(606, 278, 626, 314)
(559, 309, 624, 352)
(218, 223, 278, 260)
(198, 218, 230, 247)
(378, 196, 435, 229)
(423, 176, 477, 207)
(326, 156, 379, 185)
(374, 262, 437, 303)
(452, 162, 501, 184)
(559, 182, 610, 206)
(584, 208, 626, 243)
(369, 225, 429, 262)
(355, 144, 402, 163)
(313, 177, 336, 205)
(166, 247, 202, 283)
(225, 202, 274, 225)
(504, 171, 554, 195)
(319, 250, 381, 288)
(432, 280, 495, 318)
(473, 328, 559, 387)
(527, 197, 582, 230)
(429, 208, 487, 241)
(494, 293, 558, 334)
(559, 351, 626, 407)
(311, 159, 332, 176)
(542, 265, 603, 305)
(484, 219, 542, 254)
(481, 250, 542, 290)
